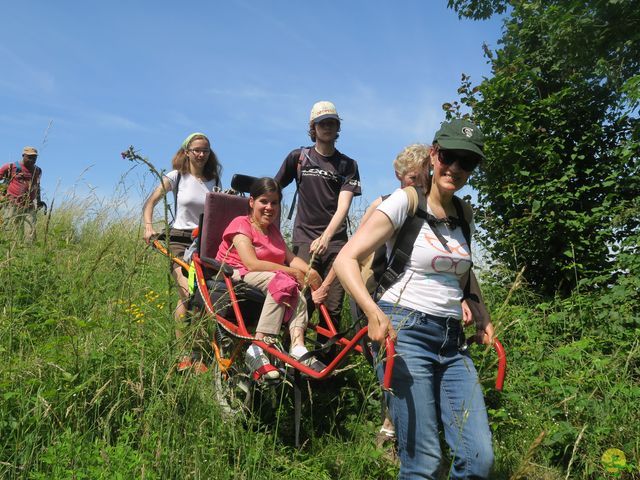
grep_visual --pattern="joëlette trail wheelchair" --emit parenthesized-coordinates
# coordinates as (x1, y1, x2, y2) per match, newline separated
(152, 174, 506, 447)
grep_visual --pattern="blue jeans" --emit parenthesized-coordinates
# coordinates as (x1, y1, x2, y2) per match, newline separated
(376, 302, 494, 479)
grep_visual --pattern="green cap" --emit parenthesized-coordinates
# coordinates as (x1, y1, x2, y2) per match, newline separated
(433, 119, 485, 159)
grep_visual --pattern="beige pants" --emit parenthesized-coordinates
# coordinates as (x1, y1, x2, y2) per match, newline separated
(1, 202, 36, 243)
(237, 270, 308, 336)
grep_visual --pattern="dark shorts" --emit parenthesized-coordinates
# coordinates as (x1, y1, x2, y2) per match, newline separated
(168, 228, 193, 259)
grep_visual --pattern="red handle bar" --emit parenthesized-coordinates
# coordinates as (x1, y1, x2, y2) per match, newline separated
(493, 338, 506, 391)
(382, 336, 506, 392)
(466, 336, 506, 391)
(382, 336, 395, 390)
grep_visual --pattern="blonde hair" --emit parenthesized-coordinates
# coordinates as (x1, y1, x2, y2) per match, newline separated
(393, 143, 430, 176)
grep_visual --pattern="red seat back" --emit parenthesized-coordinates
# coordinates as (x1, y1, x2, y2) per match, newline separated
(200, 192, 282, 260)
(200, 192, 249, 260)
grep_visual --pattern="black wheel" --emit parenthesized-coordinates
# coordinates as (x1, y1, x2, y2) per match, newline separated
(210, 327, 253, 417)
(212, 362, 253, 418)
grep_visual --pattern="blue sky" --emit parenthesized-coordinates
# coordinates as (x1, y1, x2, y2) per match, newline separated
(1, 1, 503, 216)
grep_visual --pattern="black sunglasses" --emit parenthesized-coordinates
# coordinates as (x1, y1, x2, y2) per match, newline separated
(438, 150, 481, 172)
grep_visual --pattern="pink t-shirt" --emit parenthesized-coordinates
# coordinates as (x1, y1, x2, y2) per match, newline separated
(215, 215, 287, 276)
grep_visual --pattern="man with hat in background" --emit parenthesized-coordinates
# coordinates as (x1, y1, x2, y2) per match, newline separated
(275, 101, 361, 353)
(0, 146, 46, 242)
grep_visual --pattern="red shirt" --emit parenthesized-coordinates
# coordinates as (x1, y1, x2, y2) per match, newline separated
(0, 161, 41, 207)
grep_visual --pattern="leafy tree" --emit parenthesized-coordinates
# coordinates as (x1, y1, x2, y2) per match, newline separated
(447, 0, 640, 296)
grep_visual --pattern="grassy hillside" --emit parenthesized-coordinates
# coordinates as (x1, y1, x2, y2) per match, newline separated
(1, 203, 638, 479)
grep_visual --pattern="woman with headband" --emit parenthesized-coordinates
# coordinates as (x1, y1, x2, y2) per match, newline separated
(142, 132, 222, 373)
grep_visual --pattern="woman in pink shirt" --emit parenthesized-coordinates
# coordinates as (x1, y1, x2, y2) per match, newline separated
(216, 177, 324, 381)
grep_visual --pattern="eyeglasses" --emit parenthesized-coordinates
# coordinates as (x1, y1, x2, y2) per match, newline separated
(189, 148, 210, 155)
(24, 155, 38, 160)
(438, 150, 480, 172)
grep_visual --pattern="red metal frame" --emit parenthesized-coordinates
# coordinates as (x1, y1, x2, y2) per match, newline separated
(147, 242, 506, 392)
(493, 338, 506, 391)
(192, 252, 505, 391)
(192, 252, 396, 383)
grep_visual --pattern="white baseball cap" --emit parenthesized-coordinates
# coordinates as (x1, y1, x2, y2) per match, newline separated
(310, 101, 340, 123)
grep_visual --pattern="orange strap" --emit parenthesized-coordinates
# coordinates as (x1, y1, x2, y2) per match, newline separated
(151, 239, 191, 271)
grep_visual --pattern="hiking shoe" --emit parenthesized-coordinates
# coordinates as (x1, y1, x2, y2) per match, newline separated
(177, 353, 209, 375)
(375, 427, 396, 449)
(177, 355, 193, 373)
(191, 359, 209, 375)
(245, 345, 280, 381)
(290, 346, 327, 373)
(376, 427, 398, 463)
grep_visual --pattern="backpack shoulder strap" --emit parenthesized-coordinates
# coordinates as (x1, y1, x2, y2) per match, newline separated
(338, 158, 348, 176)
(14, 161, 22, 174)
(296, 147, 311, 183)
(452, 195, 471, 246)
(173, 172, 181, 222)
(401, 185, 420, 216)
(287, 147, 310, 220)
(336, 152, 349, 180)
(451, 197, 488, 325)
(377, 186, 427, 293)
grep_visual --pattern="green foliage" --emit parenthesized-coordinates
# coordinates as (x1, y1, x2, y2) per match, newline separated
(479, 270, 640, 479)
(2, 188, 638, 478)
(0, 206, 395, 479)
(449, 0, 640, 297)
(447, 0, 507, 20)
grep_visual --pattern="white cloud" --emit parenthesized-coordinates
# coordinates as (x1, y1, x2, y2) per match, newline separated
(340, 82, 443, 139)
(0, 112, 52, 127)
(91, 112, 146, 131)
(206, 85, 297, 100)
(0, 45, 56, 95)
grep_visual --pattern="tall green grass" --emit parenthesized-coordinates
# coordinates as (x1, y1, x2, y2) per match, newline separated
(0, 199, 393, 479)
(1, 196, 638, 479)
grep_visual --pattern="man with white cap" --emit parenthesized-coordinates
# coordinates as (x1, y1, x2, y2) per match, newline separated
(0, 146, 45, 242)
(275, 101, 361, 335)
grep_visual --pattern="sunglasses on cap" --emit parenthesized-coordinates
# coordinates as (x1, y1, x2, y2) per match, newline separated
(438, 149, 481, 172)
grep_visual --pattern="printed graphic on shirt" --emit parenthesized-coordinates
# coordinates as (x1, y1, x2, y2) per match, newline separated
(414, 229, 472, 279)
(300, 167, 362, 188)
(376, 188, 472, 318)
(274, 147, 360, 246)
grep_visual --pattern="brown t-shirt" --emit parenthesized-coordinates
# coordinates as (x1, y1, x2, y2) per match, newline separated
(275, 147, 361, 250)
